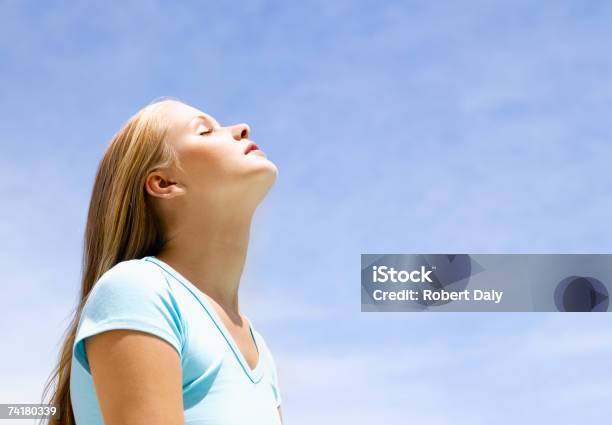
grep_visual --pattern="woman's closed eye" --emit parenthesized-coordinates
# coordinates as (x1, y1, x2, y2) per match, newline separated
(199, 127, 214, 136)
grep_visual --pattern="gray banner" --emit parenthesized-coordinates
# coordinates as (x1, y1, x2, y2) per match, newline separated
(361, 254, 611, 312)
(0, 404, 60, 419)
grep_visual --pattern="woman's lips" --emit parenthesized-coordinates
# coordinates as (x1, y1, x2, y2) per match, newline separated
(245, 142, 262, 154)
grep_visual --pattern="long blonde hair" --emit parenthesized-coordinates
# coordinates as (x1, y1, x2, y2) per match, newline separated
(40, 97, 183, 425)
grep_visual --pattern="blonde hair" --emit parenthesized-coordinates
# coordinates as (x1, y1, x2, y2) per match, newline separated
(40, 97, 183, 425)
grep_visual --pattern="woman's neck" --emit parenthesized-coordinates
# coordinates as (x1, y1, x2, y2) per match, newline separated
(156, 213, 253, 321)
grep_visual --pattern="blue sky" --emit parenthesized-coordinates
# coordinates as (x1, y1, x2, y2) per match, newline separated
(1, 0, 611, 423)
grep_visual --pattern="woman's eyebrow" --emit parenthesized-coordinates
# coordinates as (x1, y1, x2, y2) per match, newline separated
(192, 115, 221, 129)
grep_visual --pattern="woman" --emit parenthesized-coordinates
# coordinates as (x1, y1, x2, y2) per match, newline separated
(41, 98, 283, 425)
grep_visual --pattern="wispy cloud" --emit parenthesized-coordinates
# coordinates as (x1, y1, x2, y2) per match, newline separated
(276, 314, 612, 424)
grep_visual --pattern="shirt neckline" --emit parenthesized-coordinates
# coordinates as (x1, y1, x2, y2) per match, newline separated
(143, 255, 264, 383)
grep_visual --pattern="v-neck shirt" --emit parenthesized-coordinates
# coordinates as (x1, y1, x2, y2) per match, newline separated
(70, 256, 282, 425)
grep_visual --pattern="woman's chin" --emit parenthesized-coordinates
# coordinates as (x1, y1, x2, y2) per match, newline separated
(247, 155, 277, 175)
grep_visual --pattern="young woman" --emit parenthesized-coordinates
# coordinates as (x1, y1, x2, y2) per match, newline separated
(42, 99, 283, 425)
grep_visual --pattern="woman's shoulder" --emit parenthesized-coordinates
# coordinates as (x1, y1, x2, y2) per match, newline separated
(73, 257, 185, 373)
(81, 257, 178, 316)
(99, 257, 165, 282)
(91, 257, 170, 294)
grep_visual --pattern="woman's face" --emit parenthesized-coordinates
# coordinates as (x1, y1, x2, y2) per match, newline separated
(149, 101, 278, 210)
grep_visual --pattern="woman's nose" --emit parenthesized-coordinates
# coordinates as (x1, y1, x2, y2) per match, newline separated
(231, 123, 250, 141)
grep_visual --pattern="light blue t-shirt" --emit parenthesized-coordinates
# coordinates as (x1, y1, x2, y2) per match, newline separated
(70, 255, 282, 425)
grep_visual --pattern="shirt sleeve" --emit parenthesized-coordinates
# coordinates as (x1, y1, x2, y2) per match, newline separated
(257, 332, 282, 408)
(269, 348, 282, 408)
(73, 259, 185, 375)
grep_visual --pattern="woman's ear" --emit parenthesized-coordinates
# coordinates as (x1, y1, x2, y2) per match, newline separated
(145, 170, 186, 199)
